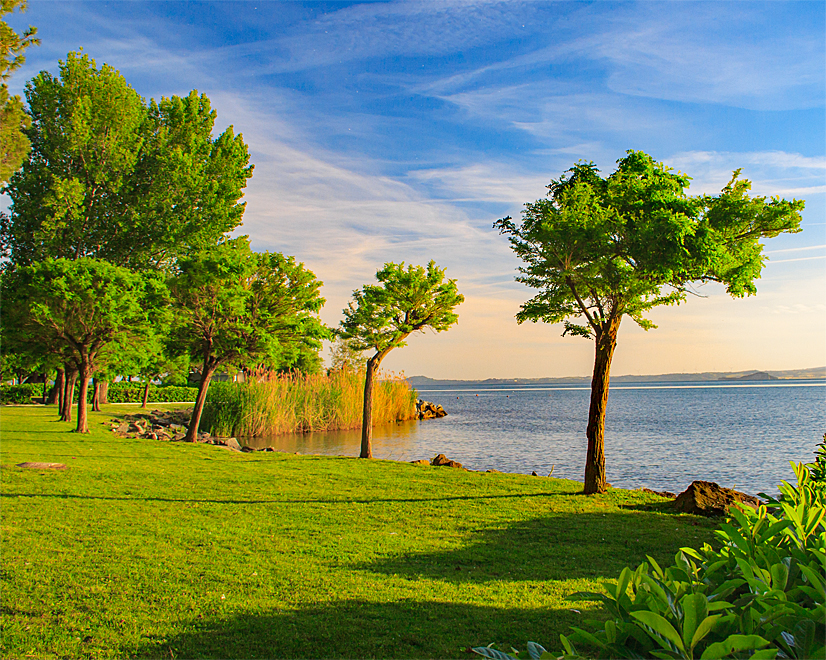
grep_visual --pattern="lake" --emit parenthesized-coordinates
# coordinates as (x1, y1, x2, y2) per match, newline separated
(240, 380, 826, 496)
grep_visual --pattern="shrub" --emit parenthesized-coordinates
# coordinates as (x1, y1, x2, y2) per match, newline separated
(0, 383, 44, 404)
(201, 369, 417, 437)
(474, 455, 825, 660)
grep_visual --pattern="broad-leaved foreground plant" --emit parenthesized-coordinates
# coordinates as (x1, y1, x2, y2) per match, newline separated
(473, 449, 825, 660)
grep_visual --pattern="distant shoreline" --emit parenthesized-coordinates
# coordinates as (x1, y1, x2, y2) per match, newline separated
(407, 367, 826, 387)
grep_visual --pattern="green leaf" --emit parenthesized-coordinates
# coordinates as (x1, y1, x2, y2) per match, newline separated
(690, 614, 721, 651)
(700, 635, 770, 659)
(472, 646, 519, 660)
(630, 610, 686, 653)
(526, 642, 547, 660)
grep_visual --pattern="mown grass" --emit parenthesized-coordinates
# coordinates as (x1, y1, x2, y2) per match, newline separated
(202, 369, 417, 437)
(0, 405, 718, 659)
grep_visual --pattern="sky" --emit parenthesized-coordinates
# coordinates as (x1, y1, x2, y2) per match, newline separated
(5, 0, 825, 379)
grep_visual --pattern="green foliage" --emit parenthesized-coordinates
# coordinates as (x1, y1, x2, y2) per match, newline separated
(473, 458, 825, 660)
(0, 381, 41, 403)
(101, 382, 197, 404)
(497, 151, 803, 337)
(0, 0, 39, 185)
(339, 261, 463, 354)
(806, 434, 826, 484)
(168, 238, 328, 374)
(201, 368, 417, 436)
(328, 335, 368, 372)
(0, 381, 197, 404)
(3, 52, 252, 269)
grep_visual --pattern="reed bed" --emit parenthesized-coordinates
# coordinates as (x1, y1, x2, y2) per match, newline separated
(202, 369, 417, 437)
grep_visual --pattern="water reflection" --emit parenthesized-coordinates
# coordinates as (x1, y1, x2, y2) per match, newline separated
(239, 419, 422, 461)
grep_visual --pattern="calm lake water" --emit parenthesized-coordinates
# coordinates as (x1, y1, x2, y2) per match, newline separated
(240, 380, 826, 495)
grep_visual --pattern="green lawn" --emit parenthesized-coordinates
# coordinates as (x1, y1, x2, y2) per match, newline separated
(0, 405, 717, 659)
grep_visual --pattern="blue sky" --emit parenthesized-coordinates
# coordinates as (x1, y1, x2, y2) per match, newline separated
(6, 1, 825, 378)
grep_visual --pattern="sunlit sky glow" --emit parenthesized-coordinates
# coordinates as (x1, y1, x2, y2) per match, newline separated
(5, 0, 825, 378)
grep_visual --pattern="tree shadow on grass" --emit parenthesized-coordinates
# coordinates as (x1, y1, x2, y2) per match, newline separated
(359, 510, 717, 585)
(133, 599, 583, 660)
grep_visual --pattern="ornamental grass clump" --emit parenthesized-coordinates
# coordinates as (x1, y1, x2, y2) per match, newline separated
(474, 450, 825, 660)
(202, 368, 416, 437)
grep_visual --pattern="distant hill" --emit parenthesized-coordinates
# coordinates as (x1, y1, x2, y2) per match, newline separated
(407, 366, 826, 387)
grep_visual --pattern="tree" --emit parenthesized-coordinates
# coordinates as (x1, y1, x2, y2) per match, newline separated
(3, 51, 253, 269)
(496, 151, 804, 494)
(328, 335, 368, 372)
(0, 0, 39, 184)
(338, 262, 464, 459)
(10, 258, 166, 432)
(168, 238, 327, 442)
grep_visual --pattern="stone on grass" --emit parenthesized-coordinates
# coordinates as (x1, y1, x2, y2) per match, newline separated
(410, 459, 430, 466)
(673, 480, 760, 516)
(17, 462, 67, 470)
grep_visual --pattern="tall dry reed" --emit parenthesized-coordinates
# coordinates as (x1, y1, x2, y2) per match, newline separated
(202, 369, 417, 437)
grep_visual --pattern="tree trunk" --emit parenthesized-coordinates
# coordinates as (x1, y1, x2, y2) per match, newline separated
(360, 350, 390, 459)
(75, 361, 91, 433)
(53, 369, 65, 407)
(62, 369, 77, 422)
(91, 379, 101, 412)
(99, 380, 109, 405)
(41, 373, 48, 403)
(141, 381, 150, 408)
(48, 369, 64, 406)
(184, 361, 216, 443)
(583, 316, 622, 495)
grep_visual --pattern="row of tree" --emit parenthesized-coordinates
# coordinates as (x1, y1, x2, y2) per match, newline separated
(0, 13, 465, 449)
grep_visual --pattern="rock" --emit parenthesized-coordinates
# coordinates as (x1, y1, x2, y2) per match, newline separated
(431, 453, 463, 468)
(410, 459, 430, 466)
(261, 447, 275, 452)
(673, 481, 760, 516)
(485, 469, 501, 473)
(17, 462, 67, 470)
(641, 488, 677, 499)
(221, 437, 242, 452)
(417, 399, 448, 420)
(240, 445, 256, 453)
(531, 471, 539, 476)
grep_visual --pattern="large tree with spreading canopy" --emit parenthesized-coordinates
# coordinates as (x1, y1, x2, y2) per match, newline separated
(496, 151, 804, 494)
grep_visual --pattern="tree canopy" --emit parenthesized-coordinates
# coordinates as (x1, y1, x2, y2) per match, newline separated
(7, 257, 166, 432)
(2, 51, 253, 269)
(168, 238, 328, 442)
(0, 0, 39, 184)
(496, 151, 804, 494)
(338, 261, 463, 458)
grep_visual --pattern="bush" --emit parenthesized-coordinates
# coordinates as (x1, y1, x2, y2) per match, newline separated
(0, 381, 197, 405)
(201, 369, 417, 437)
(104, 382, 197, 403)
(474, 454, 826, 660)
(0, 383, 44, 404)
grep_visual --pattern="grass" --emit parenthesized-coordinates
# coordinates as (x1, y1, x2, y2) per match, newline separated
(0, 405, 718, 659)
(202, 369, 417, 437)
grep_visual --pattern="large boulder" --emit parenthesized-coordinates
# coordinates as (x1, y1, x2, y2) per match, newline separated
(673, 480, 760, 516)
(417, 400, 447, 420)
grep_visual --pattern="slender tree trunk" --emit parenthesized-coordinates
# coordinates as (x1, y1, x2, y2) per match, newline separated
(92, 379, 101, 412)
(62, 369, 77, 422)
(185, 361, 216, 443)
(41, 372, 48, 403)
(583, 316, 622, 495)
(141, 381, 150, 408)
(52, 369, 65, 408)
(99, 380, 109, 405)
(75, 361, 91, 433)
(360, 350, 390, 459)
